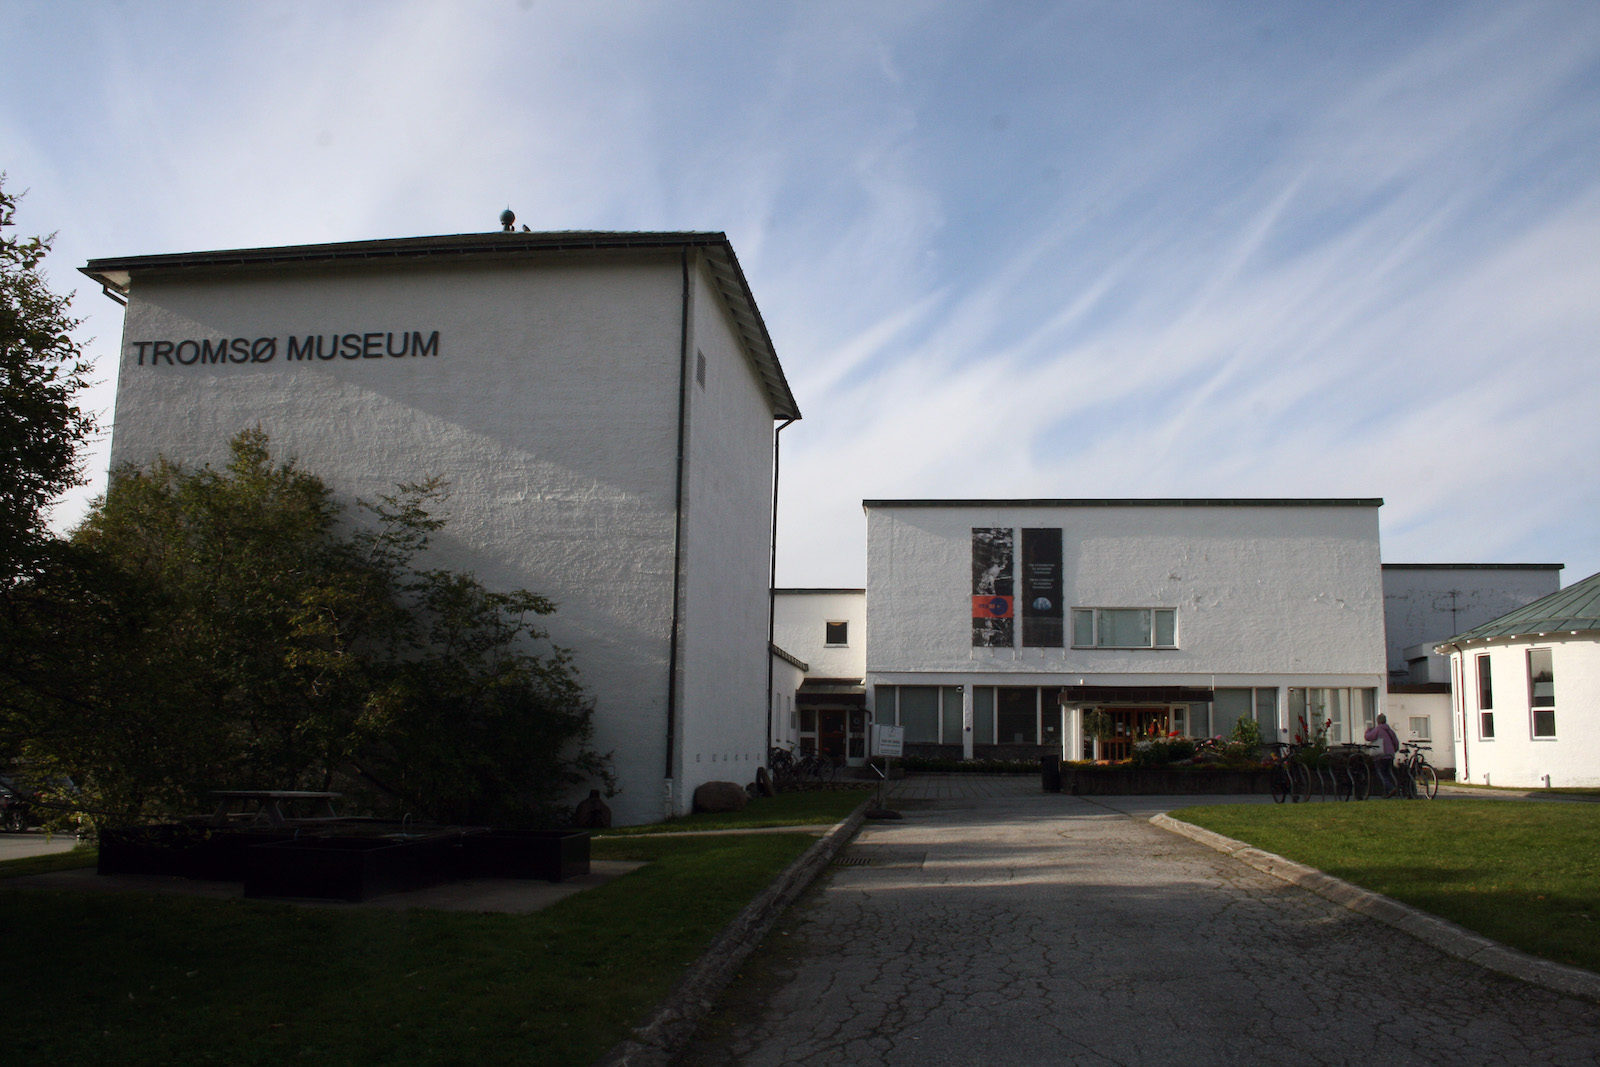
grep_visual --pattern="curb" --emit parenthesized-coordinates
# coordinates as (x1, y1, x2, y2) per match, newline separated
(597, 799, 871, 1066)
(1151, 813, 1600, 1003)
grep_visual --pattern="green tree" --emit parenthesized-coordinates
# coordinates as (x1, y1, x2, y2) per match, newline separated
(12, 430, 610, 828)
(0, 176, 96, 587)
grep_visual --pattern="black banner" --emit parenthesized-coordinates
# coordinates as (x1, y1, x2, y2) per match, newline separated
(971, 528, 1014, 648)
(1021, 528, 1063, 647)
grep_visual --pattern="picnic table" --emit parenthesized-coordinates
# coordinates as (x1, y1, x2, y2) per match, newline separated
(207, 790, 341, 827)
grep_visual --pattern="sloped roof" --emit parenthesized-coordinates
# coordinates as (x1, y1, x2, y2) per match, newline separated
(81, 230, 800, 421)
(863, 498, 1381, 509)
(1437, 570, 1600, 647)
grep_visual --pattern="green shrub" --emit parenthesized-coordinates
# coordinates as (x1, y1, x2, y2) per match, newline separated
(1129, 738, 1196, 767)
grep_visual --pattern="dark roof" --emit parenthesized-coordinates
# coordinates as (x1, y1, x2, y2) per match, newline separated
(1382, 563, 1563, 571)
(773, 588, 866, 595)
(769, 643, 809, 672)
(863, 498, 1382, 510)
(81, 230, 800, 421)
(1437, 570, 1600, 647)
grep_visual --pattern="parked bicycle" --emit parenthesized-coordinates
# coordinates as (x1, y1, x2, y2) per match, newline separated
(1331, 743, 1373, 802)
(1394, 741, 1439, 800)
(1265, 742, 1310, 804)
(767, 744, 835, 789)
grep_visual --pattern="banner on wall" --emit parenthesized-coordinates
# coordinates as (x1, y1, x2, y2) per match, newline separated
(971, 527, 1014, 647)
(1021, 527, 1064, 647)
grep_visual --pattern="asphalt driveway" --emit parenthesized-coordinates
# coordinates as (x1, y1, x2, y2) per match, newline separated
(676, 779, 1600, 1066)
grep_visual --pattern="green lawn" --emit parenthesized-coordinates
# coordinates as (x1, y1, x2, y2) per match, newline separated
(600, 786, 871, 834)
(0, 791, 867, 1065)
(1170, 799, 1600, 973)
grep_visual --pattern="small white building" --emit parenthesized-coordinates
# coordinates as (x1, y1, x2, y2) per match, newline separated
(83, 229, 801, 825)
(864, 499, 1388, 761)
(771, 589, 868, 764)
(1381, 563, 1563, 775)
(1435, 570, 1600, 789)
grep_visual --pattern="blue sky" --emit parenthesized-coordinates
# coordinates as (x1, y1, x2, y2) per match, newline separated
(7, 0, 1599, 587)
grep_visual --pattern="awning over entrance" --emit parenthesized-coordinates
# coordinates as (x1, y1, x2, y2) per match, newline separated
(1056, 685, 1215, 704)
(796, 679, 866, 707)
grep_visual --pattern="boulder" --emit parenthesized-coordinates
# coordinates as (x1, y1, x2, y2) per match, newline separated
(692, 780, 749, 813)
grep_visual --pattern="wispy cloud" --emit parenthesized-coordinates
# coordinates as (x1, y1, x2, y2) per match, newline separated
(7, 1, 1596, 585)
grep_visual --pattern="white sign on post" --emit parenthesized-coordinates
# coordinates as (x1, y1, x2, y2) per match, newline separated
(873, 724, 904, 758)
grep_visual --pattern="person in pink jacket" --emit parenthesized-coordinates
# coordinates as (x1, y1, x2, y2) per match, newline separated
(1365, 713, 1402, 797)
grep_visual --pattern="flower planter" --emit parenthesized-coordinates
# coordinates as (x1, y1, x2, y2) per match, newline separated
(98, 824, 296, 881)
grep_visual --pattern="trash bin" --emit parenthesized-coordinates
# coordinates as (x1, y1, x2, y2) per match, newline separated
(1041, 755, 1062, 793)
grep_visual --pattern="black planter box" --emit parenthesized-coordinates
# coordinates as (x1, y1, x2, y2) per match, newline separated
(455, 830, 590, 882)
(243, 834, 460, 902)
(99, 824, 296, 881)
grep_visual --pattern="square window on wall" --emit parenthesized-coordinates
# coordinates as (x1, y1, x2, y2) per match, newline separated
(825, 621, 848, 646)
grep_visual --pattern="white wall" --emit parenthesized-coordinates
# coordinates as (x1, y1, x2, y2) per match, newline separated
(1383, 690, 1454, 773)
(674, 259, 778, 808)
(769, 652, 807, 753)
(1451, 636, 1600, 788)
(866, 502, 1386, 683)
(773, 590, 867, 680)
(106, 250, 778, 824)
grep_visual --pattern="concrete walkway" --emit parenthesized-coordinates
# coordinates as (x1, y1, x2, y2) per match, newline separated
(675, 778, 1600, 1066)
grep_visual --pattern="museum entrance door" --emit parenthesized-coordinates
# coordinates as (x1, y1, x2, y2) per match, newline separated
(1098, 706, 1171, 761)
(818, 709, 847, 762)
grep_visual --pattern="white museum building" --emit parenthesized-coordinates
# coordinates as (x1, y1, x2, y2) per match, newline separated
(860, 499, 1390, 764)
(83, 228, 801, 826)
(1435, 570, 1600, 789)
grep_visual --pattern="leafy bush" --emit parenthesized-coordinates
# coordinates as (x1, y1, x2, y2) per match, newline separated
(5, 430, 611, 828)
(1129, 738, 1196, 767)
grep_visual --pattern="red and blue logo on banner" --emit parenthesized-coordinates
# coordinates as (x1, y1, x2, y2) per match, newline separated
(972, 595, 1013, 619)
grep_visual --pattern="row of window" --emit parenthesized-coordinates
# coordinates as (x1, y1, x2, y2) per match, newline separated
(1474, 649, 1556, 739)
(831, 606, 1180, 650)
(871, 685, 1378, 747)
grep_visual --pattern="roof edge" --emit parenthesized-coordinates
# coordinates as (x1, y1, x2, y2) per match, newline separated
(863, 498, 1384, 510)
(774, 587, 866, 595)
(80, 229, 801, 421)
(1383, 563, 1564, 571)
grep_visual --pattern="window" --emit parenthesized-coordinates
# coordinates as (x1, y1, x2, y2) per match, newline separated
(877, 685, 965, 744)
(897, 687, 940, 743)
(973, 687, 996, 745)
(997, 688, 1038, 744)
(1408, 716, 1430, 741)
(1070, 607, 1177, 648)
(941, 687, 964, 742)
(824, 620, 848, 647)
(1287, 687, 1375, 745)
(1529, 648, 1555, 738)
(1255, 688, 1279, 741)
(1213, 689, 1253, 741)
